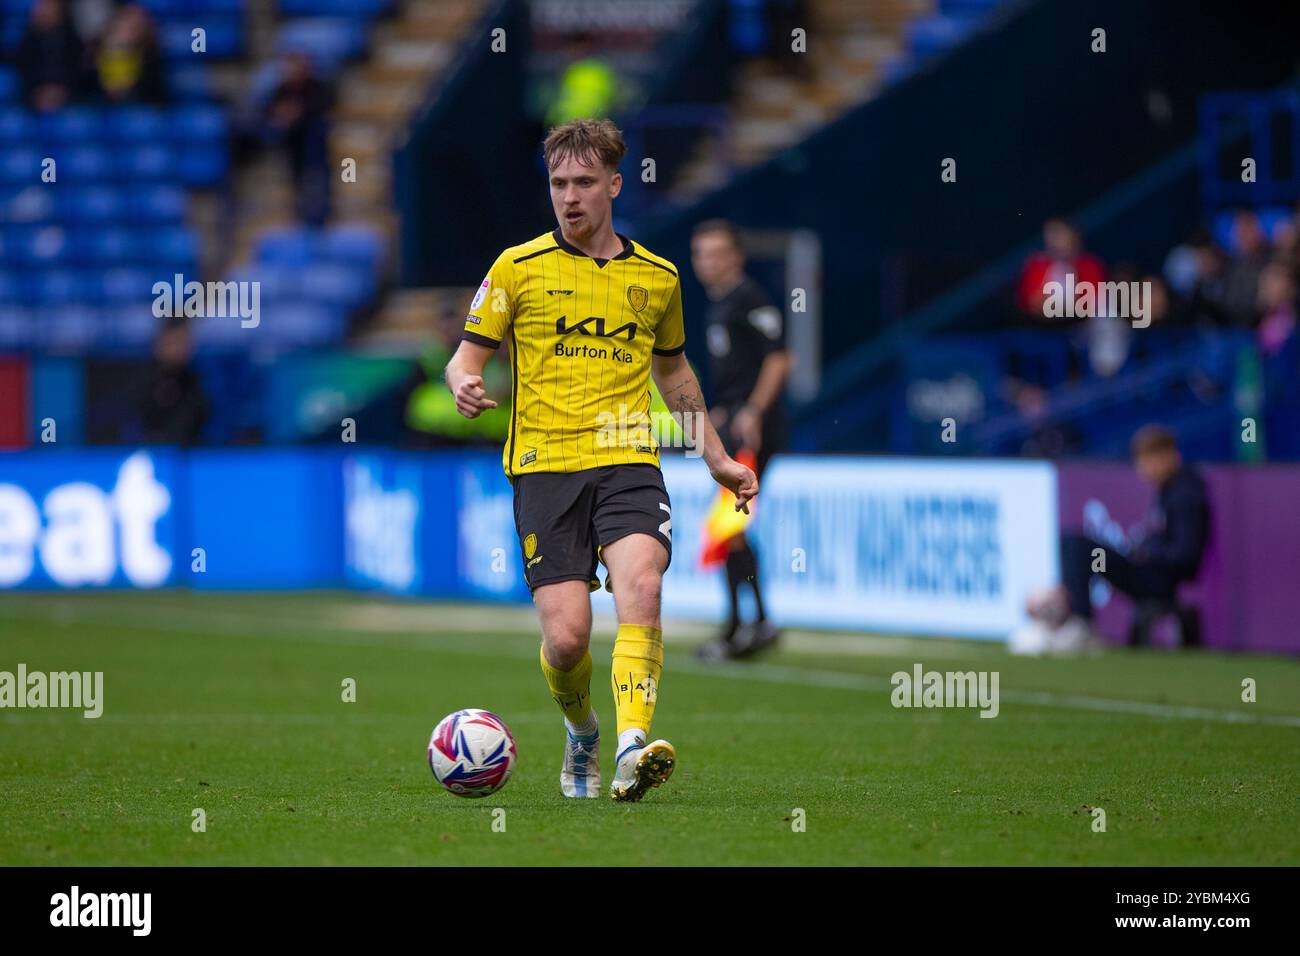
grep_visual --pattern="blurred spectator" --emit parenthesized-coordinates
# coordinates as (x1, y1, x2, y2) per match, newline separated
(1016, 218, 1106, 320)
(545, 32, 623, 127)
(404, 301, 509, 447)
(1256, 260, 1297, 357)
(1055, 426, 1209, 645)
(1162, 228, 1205, 298)
(1220, 209, 1270, 326)
(1270, 210, 1299, 272)
(70, 0, 116, 42)
(1185, 230, 1233, 325)
(1258, 257, 1300, 459)
(93, 2, 167, 104)
(263, 52, 334, 226)
(140, 321, 208, 445)
(17, 0, 86, 112)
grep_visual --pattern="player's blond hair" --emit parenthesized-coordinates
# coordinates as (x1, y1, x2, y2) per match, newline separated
(543, 119, 627, 172)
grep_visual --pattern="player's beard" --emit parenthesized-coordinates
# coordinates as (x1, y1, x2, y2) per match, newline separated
(560, 208, 598, 243)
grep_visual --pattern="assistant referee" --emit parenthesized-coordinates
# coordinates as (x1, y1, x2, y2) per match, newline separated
(690, 219, 791, 660)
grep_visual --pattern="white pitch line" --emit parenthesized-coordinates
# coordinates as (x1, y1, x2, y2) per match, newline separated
(675, 661, 1300, 728)
(6, 598, 1299, 729)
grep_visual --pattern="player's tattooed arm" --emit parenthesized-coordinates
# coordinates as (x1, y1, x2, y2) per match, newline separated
(651, 352, 758, 512)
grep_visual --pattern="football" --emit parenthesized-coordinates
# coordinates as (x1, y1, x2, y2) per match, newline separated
(427, 709, 517, 798)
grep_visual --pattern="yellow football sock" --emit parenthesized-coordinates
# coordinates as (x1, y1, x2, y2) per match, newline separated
(610, 624, 664, 737)
(539, 646, 593, 725)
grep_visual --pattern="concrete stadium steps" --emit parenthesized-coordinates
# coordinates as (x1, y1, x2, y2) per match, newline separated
(360, 286, 474, 348)
(670, 0, 922, 204)
(220, 0, 483, 288)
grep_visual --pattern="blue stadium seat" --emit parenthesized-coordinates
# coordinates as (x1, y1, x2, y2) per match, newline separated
(172, 104, 227, 143)
(7, 225, 71, 264)
(43, 307, 102, 351)
(908, 16, 978, 59)
(120, 145, 174, 180)
(176, 144, 228, 186)
(154, 227, 200, 270)
(277, 18, 371, 67)
(1258, 206, 1291, 241)
(0, 270, 24, 304)
(1212, 207, 1294, 251)
(168, 64, 217, 101)
(33, 269, 94, 306)
(112, 306, 162, 350)
(264, 301, 347, 347)
(319, 224, 384, 270)
(82, 226, 136, 265)
(3, 184, 55, 223)
(228, 263, 297, 301)
(61, 186, 126, 224)
(0, 307, 34, 349)
(299, 262, 373, 307)
(101, 267, 156, 304)
(880, 57, 915, 86)
(0, 105, 34, 143)
(0, 147, 41, 182)
(137, 0, 191, 15)
(62, 146, 116, 181)
(0, 67, 17, 103)
(41, 107, 104, 143)
(131, 184, 189, 222)
(280, 0, 394, 16)
(255, 226, 318, 266)
(939, 0, 1002, 17)
(110, 107, 169, 145)
(192, 310, 251, 347)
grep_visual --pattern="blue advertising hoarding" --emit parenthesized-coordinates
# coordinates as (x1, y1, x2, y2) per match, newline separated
(2, 448, 1060, 638)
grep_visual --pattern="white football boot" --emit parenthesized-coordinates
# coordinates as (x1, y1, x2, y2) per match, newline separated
(560, 722, 601, 798)
(609, 739, 676, 802)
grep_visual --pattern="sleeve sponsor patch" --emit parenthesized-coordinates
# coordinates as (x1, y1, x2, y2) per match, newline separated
(470, 277, 491, 311)
(465, 313, 481, 325)
(748, 305, 783, 340)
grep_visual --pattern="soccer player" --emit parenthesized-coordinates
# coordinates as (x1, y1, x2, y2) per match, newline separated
(689, 219, 790, 660)
(443, 119, 758, 801)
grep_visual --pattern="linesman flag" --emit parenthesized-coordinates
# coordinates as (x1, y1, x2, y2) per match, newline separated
(698, 449, 757, 568)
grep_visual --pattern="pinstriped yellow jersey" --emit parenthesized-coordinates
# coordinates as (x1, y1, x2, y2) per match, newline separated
(462, 228, 686, 476)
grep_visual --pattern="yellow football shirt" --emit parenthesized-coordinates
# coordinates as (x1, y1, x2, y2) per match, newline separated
(462, 229, 686, 476)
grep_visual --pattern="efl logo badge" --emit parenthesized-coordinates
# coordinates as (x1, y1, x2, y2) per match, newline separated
(626, 285, 648, 313)
(470, 276, 491, 310)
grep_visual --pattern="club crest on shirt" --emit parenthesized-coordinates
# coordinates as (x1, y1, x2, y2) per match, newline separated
(626, 285, 648, 313)
(524, 533, 538, 560)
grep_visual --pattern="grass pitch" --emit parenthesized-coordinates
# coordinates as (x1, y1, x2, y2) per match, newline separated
(2, 591, 1297, 866)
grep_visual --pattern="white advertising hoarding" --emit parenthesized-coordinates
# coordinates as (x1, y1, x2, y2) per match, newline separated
(594, 456, 1059, 638)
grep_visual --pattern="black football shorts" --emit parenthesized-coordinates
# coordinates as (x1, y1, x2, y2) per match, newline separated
(512, 464, 673, 592)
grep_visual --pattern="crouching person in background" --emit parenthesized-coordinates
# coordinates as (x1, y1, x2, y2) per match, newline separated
(1013, 426, 1209, 654)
